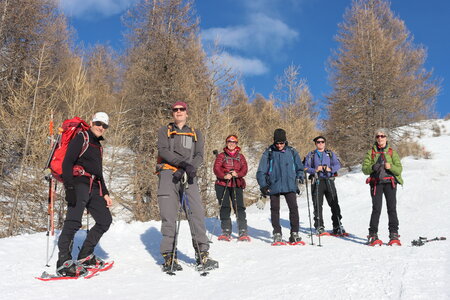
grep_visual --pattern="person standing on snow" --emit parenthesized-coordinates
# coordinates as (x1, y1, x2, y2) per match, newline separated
(362, 129, 403, 246)
(156, 101, 218, 272)
(304, 136, 345, 235)
(57, 112, 113, 277)
(213, 135, 249, 241)
(256, 128, 305, 244)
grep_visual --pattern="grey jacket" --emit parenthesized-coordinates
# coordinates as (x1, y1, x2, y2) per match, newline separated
(157, 123, 204, 169)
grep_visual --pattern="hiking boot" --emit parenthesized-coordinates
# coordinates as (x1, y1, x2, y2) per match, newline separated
(289, 232, 302, 243)
(218, 230, 232, 241)
(238, 229, 251, 241)
(389, 232, 400, 241)
(273, 233, 283, 243)
(162, 252, 183, 272)
(195, 251, 219, 271)
(333, 226, 346, 235)
(316, 226, 325, 235)
(367, 233, 380, 245)
(78, 254, 105, 268)
(56, 259, 87, 277)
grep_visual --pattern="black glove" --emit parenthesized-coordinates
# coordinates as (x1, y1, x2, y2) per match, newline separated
(372, 163, 382, 172)
(179, 161, 196, 181)
(65, 186, 77, 207)
(172, 169, 185, 184)
(260, 186, 270, 196)
(298, 177, 305, 185)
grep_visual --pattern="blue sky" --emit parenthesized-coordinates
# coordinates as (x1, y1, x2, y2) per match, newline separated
(60, 0, 450, 117)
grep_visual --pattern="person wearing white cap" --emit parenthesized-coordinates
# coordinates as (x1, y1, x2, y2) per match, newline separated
(56, 112, 113, 277)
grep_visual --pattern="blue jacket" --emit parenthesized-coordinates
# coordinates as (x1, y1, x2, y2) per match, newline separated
(256, 144, 304, 195)
(304, 149, 341, 178)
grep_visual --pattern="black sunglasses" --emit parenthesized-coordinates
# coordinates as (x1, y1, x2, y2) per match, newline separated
(376, 135, 386, 138)
(275, 142, 285, 145)
(172, 107, 186, 112)
(315, 140, 325, 144)
(93, 121, 109, 129)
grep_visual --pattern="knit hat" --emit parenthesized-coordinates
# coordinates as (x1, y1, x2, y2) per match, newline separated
(313, 136, 326, 143)
(171, 101, 188, 112)
(226, 135, 238, 143)
(273, 128, 287, 143)
(92, 112, 109, 125)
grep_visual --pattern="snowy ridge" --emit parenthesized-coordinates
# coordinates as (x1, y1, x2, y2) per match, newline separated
(1, 120, 449, 299)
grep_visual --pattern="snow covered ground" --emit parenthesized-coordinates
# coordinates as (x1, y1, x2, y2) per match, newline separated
(1, 120, 449, 300)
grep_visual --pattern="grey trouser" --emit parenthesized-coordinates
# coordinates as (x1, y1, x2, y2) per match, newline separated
(157, 170, 209, 254)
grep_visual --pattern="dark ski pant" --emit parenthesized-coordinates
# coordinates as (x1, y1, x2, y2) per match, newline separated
(157, 170, 209, 255)
(58, 183, 112, 261)
(270, 192, 299, 234)
(215, 184, 247, 232)
(369, 182, 399, 234)
(311, 178, 342, 229)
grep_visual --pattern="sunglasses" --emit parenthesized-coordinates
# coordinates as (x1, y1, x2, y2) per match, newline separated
(227, 141, 237, 144)
(376, 135, 386, 138)
(93, 121, 109, 129)
(275, 142, 285, 145)
(172, 107, 186, 112)
(315, 141, 325, 144)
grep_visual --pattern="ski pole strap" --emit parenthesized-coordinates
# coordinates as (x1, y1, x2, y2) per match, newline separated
(72, 165, 103, 196)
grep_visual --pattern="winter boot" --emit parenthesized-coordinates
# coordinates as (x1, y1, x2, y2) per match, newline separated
(272, 233, 286, 245)
(388, 232, 401, 246)
(56, 259, 87, 277)
(288, 232, 305, 245)
(78, 253, 105, 269)
(238, 229, 251, 242)
(218, 229, 232, 241)
(195, 251, 219, 271)
(162, 252, 183, 272)
(317, 226, 329, 236)
(333, 225, 347, 236)
(367, 233, 382, 246)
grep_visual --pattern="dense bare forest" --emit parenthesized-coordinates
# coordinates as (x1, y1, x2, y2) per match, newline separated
(0, 0, 438, 237)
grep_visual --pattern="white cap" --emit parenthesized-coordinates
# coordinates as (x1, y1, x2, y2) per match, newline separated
(92, 112, 109, 125)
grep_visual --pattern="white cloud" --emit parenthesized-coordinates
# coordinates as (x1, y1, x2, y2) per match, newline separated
(202, 13, 298, 54)
(211, 52, 269, 76)
(59, 0, 138, 19)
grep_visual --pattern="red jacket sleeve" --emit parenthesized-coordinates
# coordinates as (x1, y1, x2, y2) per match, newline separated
(213, 153, 227, 179)
(236, 154, 248, 178)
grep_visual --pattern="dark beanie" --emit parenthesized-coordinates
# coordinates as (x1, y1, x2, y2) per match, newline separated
(313, 135, 326, 143)
(273, 128, 287, 143)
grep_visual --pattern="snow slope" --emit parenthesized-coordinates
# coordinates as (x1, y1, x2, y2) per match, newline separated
(1, 120, 449, 300)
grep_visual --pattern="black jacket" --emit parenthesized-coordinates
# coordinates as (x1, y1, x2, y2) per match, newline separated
(62, 129, 109, 194)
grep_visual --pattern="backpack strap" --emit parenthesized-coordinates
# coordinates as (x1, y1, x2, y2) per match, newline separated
(166, 123, 197, 163)
(78, 130, 90, 158)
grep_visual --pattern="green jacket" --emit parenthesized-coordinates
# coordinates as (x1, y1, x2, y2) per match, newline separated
(362, 143, 403, 185)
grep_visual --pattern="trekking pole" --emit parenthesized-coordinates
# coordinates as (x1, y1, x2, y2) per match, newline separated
(181, 174, 209, 276)
(208, 178, 230, 242)
(304, 171, 314, 245)
(314, 174, 322, 247)
(167, 174, 186, 276)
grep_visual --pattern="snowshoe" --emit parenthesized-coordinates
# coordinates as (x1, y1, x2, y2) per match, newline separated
(317, 227, 330, 236)
(162, 252, 183, 273)
(271, 233, 287, 246)
(78, 254, 106, 269)
(238, 230, 251, 242)
(332, 226, 349, 237)
(367, 234, 383, 246)
(195, 251, 219, 271)
(387, 233, 401, 246)
(218, 230, 232, 242)
(288, 232, 306, 246)
(56, 259, 88, 277)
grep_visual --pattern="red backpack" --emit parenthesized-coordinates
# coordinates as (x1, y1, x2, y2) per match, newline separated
(49, 117, 90, 182)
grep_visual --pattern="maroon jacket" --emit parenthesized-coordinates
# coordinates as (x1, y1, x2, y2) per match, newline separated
(213, 147, 248, 188)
